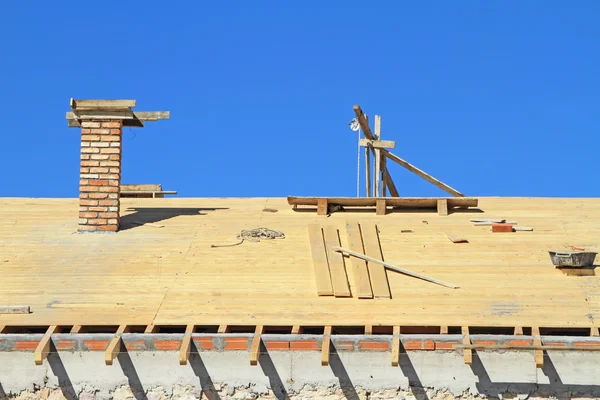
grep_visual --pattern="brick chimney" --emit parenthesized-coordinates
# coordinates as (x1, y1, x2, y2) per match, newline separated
(79, 120, 123, 232)
(67, 99, 170, 232)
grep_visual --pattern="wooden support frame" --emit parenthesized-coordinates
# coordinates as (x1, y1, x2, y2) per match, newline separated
(145, 325, 159, 334)
(514, 327, 524, 335)
(359, 139, 396, 149)
(0, 326, 7, 334)
(374, 115, 382, 197)
(250, 325, 264, 366)
(34, 326, 60, 365)
(291, 326, 302, 335)
(532, 326, 544, 368)
(391, 326, 401, 366)
(179, 324, 196, 365)
(317, 199, 328, 216)
(437, 199, 448, 216)
(440, 326, 448, 334)
(592, 327, 599, 337)
(462, 326, 472, 365)
(70, 325, 84, 334)
(218, 325, 229, 334)
(321, 326, 332, 366)
(376, 199, 387, 215)
(105, 325, 130, 366)
(365, 325, 373, 335)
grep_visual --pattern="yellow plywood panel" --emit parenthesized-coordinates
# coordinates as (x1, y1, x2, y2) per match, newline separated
(0, 197, 597, 329)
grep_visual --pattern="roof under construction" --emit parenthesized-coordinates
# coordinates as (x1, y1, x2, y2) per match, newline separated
(1, 196, 598, 330)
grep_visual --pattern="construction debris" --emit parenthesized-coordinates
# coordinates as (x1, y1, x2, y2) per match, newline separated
(0, 305, 30, 314)
(445, 233, 468, 243)
(492, 224, 513, 233)
(211, 228, 285, 248)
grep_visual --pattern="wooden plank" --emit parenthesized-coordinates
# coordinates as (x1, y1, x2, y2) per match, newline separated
(105, 325, 130, 366)
(0, 305, 30, 314)
(376, 199, 387, 215)
(307, 225, 334, 296)
(391, 326, 401, 366)
(317, 199, 328, 216)
(291, 326, 302, 335)
(121, 184, 162, 191)
(323, 226, 351, 297)
(321, 326, 332, 366)
(374, 116, 381, 197)
(437, 199, 448, 216)
(218, 325, 229, 334)
(514, 327, 523, 335)
(67, 111, 169, 121)
(0, 326, 7, 334)
(365, 147, 371, 197)
(381, 155, 387, 197)
(382, 149, 465, 197)
(345, 222, 373, 299)
(332, 245, 459, 289)
(361, 224, 391, 298)
(513, 227, 533, 232)
(365, 325, 373, 335)
(34, 326, 60, 365)
(445, 233, 468, 243)
(71, 99, 136, 109)
(250, 325, 264, 366)
(144, 325, 159, 333)
(592, 327, 599, 337)
(532, 326, 544, 368)
(70, 325, 84, 334)
(440, 326, 448, 334)
(359, 139, 396, 149)
(179, 324, 196, 365)
(462, 327, 472, 365)
(384, 168, 399, 197)
(287, 196, 478, 208)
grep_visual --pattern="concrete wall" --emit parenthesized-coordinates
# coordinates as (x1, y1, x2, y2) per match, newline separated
(1, 334, 600, 399)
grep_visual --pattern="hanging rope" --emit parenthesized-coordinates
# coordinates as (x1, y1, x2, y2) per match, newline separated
(210, 228, 286, 248)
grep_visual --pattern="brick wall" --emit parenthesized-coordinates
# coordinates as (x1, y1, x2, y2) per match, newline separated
(79, 120, 123, 232)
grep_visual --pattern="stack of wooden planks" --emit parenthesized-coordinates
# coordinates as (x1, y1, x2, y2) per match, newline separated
(307, 223, 391, 299)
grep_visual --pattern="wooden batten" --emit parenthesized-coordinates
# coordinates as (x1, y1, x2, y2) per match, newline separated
(321, 326, 332, 366)
(437, 199, 449, 216)
(291, 326, 303, 335)
(105, 325, 130, 366)
(218, 325, 229, 334)
(250, 325, 264, 366)
(532, 327, 544, 368)
(34, 326, 60, 365)
(462, 327, 472, 365)
(144, 325, 159, 334)
(391, 326, 401, 366)
(179, 325, 196, 365)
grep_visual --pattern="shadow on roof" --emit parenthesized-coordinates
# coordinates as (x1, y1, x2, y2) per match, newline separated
(120, 207, 228, 231)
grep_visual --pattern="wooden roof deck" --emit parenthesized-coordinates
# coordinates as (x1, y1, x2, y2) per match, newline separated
(0, 197, 599, 330)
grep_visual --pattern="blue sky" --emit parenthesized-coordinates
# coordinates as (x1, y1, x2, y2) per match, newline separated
(1, 2, 598, 198)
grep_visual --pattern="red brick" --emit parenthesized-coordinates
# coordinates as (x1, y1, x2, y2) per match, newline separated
(91, 154, 110, 160)
(80, 154, 90, 160)
(545, 342, 567, 348)
(574, 341, 600, 347)
(403, 340, 422, 350)
(505, 339, 533, 347)
(99, 199, 119, 206)
(81, 122, 101, 128)
(78, 225, 98, 232)
(110, 128, 122, 134)
(359, 340, 389, 351)
(98, 225, 118, 231)
(99, 186, 119, 193)
(81, 128, 91, 134)
(89, 180, 109, 186)
(423, 339, 435, 350)
(79, 179, 89, 186)
(153, 339, 182, 350)
(264, 340, 289, 350)
(99, 161, 120, 167)
(80, 200, 99, 206)
(90, 167, 109, 174)
(90, 193, 109, 199)
(88, 219, 107, 225)
(14, 340, 40, 350)
(125, 340, 146, 350)
(99, 212, 118, 218)
(290, 340, 319, 350)
(88, 207, 109, 212)
(492, 223, 513, 233)
(193, 337, 216, 350)
(80, 186, 99, 192)
(81, 147, 100, 154)
(333, 341, 355, 351)
(102, 121, 122, 128)
(79, 212, 98, 218)
(83, 340, 109, 350)
(109, 155, 121, 161)
(82, 135, 100, 142)
(81, 161, 100, 167)
(89, 128, 110, 134)
(80, 168, 89, 175)
(108, 193, 119, 199)
(101, 135, 120, 141)
(473, 340, 496, 346)
(90, 142, 109, 148)
(224, 338, 249, 350)
(56, 340, 77, 350)
(435, 341, 460, 350)
(99, 175, 120, 181)
(109, 168, 120, 173)
(100, 147, 120, 154)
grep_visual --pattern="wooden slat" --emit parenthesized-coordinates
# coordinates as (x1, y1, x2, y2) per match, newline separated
(317, 199, 328, 216)
(445, 233, 468, 243)
(440, 326, 448, 334)
(144, 325, 159, 333)
(105, 325, 130, 366)
(591, 327, 599, 337)
(382, 149, 465, 197)
(291, 326, 302, 335)
(218, 325, 229, 334)
(0, 305, 29, 314)
(34, 326, 60, 365)
(462, 326, 472, 365)
(381, 155, 387, 197)
(307, 225, 334, 296)
(345, 222, 373, 299)
(287, 196, 477, 208)
(71, 99, 136, 109)
(376, 199, 387, 215)
(323, 226, 351, 297)
(532, 326, 544, 368)
(321, 326, 332, 366)
(374, 115, 382, 197)
(250, 325, 264, 366)
(359, 139, 396, 149)
(514, 327, 523, 335)
(70, 325, 84, 334)
(0, 326, 7, 334)
(437, 199, 448, 216)
(179, 324, 195, 365)
(361, 224, 390, 298)
(365, 147, 371, 197)
(391, 326, 401, 366)
(364, 325, 373, 335)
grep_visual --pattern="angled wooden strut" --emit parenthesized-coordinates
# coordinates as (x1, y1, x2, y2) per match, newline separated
(180, 324, 196, 365)
(34, 326, 60, 365)
(105, 325, 130, 366)
(250, 325, 264, 365)
(321, 326, 332, 366)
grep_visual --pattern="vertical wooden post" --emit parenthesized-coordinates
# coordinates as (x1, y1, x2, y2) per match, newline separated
(381, 154, 387, 197)
(365, 147, 371, 197)
(374, 115, 381, 197)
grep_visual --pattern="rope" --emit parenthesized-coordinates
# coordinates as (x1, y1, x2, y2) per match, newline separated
(211, 228, 285, 248)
